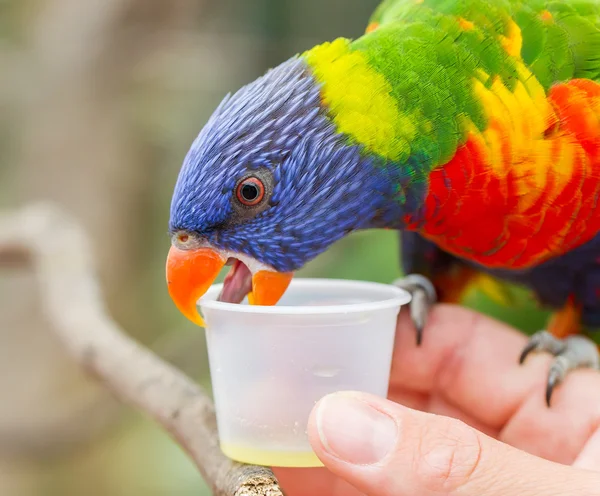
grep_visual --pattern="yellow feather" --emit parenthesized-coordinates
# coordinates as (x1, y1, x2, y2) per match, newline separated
(471, 273, 515, 306)
(303, 38, 422, 161)
(499, 19, 523, 58)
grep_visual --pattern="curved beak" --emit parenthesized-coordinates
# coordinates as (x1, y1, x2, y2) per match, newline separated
(166, 245, 293, 327)
(248, 270, 293, 306)
(166, 246, 226, 327)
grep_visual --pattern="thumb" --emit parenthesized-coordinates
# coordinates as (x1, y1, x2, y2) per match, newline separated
(307, 391, 600, 496)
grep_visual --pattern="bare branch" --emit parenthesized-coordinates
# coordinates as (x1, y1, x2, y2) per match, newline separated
(0, 203, 283, 496)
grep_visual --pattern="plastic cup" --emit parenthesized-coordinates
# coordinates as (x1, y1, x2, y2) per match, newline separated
(198, 278, 411, 467)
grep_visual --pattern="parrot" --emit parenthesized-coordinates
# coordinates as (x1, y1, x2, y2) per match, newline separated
(166, 0, 600, 407)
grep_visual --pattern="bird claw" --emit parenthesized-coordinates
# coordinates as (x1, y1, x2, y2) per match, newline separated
(392, 274, 437, 346)
(519, 330, 600, 407)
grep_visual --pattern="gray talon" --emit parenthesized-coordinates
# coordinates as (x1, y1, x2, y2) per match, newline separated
(410, 288, 427, 345)
(519, 330, 566, 364)
(392, 274, 437, 346)
(520, 331, 600, 407)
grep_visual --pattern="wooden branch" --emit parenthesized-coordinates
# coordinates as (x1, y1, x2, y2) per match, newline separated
(0, 203, 283, 496)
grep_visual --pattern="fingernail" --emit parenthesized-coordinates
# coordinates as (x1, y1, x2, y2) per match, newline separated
(315, 393, 398, 465)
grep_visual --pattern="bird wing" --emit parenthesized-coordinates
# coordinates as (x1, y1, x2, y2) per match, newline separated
(364, 0, 600, 270)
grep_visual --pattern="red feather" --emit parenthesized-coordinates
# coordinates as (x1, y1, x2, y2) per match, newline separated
(408, 78, 600, 270)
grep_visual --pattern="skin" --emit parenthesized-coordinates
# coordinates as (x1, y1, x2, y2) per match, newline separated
(273, 305, 600, 496)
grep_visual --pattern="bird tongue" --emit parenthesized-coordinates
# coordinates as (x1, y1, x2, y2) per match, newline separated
(218, 259, 253, 304)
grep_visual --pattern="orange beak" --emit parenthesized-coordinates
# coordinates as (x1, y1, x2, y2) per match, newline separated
(166, 245, 293, 327)
(247, 270, 293, 306)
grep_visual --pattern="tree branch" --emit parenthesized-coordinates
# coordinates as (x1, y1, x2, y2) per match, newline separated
(0, 203, 283, 496)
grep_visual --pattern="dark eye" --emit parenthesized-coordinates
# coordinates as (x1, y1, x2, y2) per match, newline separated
(236, 177, 265, 206)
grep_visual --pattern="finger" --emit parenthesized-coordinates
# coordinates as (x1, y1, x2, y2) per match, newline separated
(271, 467, 362, 496)
(394, 304, 600, 465)
(500, 368, 600, 465)
(307, 391, 600, 496)
(426, 393, 499, 438)
(574, 426, 600, 471)
(391, 304, 554, 429)
(389, 387, 498, 437)
(386, 387, 428, 411)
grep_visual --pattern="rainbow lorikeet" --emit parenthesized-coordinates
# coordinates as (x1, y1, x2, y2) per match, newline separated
(166, 0, 600, 406)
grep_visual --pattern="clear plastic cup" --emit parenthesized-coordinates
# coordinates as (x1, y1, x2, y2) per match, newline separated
(198, 278, 411, 467)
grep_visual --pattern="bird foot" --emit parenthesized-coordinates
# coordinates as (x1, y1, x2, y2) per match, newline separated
(392, 274, 437, 346)
(519, 330, 600, 407)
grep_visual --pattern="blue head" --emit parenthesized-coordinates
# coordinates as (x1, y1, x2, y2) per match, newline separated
(166, 55, 404, 321)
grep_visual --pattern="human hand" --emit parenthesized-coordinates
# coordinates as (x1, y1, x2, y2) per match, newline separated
(273, 304, 600, 496)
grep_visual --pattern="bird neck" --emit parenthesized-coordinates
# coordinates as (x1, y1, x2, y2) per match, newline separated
(356, 150, 428, 229)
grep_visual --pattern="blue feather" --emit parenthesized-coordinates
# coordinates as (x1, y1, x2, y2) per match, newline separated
(169, 55, 417, 272)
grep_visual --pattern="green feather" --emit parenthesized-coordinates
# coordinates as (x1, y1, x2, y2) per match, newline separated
(368, 0, 600, 88)
(352, 3, 523, 166)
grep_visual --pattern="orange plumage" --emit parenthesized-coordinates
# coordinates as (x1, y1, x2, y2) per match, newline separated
(407, 79, 600, 271)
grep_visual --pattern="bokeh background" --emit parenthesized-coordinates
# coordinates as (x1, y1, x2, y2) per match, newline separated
(0, 0, 550, 494)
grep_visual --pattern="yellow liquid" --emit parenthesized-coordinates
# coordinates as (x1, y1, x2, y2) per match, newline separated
(220, 443, 324, 467)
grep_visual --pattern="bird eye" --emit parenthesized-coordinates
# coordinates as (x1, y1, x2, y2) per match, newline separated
(236, 177, 265, 206)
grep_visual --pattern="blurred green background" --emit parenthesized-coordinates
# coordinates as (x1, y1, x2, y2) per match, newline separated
(0, 0, 550, 495)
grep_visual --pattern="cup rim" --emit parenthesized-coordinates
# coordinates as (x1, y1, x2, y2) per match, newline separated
(198, 278, 411, 315)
